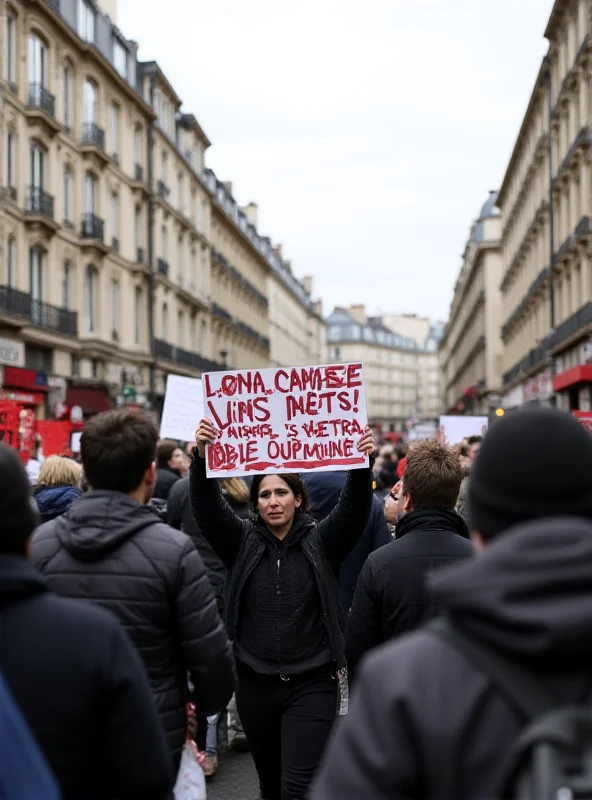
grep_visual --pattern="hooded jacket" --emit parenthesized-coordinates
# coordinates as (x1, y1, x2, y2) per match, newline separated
(33, 484, 82, 524)
(0, 555, 174, 799)
(30, 491, 236, 757)
(312, 517, 592, 800)
(190, 456, 373, 674)
(345, 508, 473, 678)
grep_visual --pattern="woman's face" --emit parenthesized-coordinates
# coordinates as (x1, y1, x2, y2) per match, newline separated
(168, 448, 185, 472)
(257, 475, 301, 530)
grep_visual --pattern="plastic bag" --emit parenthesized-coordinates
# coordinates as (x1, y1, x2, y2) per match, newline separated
(174, 740, 207, 800)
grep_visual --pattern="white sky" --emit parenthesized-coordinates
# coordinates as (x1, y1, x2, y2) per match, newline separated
(117, 0, 553, 323)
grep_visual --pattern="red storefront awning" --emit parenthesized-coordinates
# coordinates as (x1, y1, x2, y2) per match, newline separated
(553, 365, 592, 393)
(65, 386, 112, 414)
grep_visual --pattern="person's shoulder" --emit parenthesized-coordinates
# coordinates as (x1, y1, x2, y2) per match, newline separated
(168, 475, 189, 499)
(30, 519, 60, 560)
(136, 519, 194, 556)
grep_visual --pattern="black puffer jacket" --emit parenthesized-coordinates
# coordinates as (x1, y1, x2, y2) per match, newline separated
(153, 466, 181, 501)
(190, 456, 373, 674)
(345, 508, 473, 678)
(313, 517, 592, 800)
(30, 491, 236, 757)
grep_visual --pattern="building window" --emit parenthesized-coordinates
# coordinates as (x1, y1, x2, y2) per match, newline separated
(110, 194, 119, 241)
(134, 287, 143, 344)
(162, 303, 168, 340)
(6, 13, 16, 84)
(7, 237, 16, 288)
(177, 236, 183, 281)
(83, 78, 97, 123)
(29, 246, 44, 301)
(199, 319, 206, 354)
(161, 151, 167, 182)
(78, 0, 96, 43)
(161, 225, 167, 259)
(28, 34, 46, 88)
(63, 66, 72, 129)
(110, 102, 119, 159)
(178, 310, 185, 348)
(134, 126, 142, 165)
(29, 143, 45, 189)
(84, 172, 96, 214)
(25, 344, 52, 372)
(178, 173, 184, 213)
(6, 132, 15, 188)
(190, 248, 196, 289)
(111, 279, 119, 336)
(134, 205, 142, 250)
(190, 315, 196, 349)
(112, 37, 127, 78)
(85, 265, 97, 333)
(64, 168, 72, 222)
(63, 261, 72, 309)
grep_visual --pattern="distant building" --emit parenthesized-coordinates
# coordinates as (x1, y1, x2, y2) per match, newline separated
(326, 305, 441, 431)
(439, 192, 504, 416)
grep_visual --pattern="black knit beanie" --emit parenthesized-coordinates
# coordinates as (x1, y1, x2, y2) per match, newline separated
(468, 406, 592, 539)
(0, 444, 39, 554)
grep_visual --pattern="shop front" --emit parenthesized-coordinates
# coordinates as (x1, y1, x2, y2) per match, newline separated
(1, 366, 50, 418)
(65, 380, 113, 418)
(553, 364, 592, 412)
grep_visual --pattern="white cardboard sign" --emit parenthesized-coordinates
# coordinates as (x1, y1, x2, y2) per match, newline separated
(439, 415, 488, 446)
(160, 375, 204, 442)
(203, 363, 369, 477)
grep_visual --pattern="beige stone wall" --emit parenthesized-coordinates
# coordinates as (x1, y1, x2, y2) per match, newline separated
(499, 0, 592, 390)
(0, 0, 153, 393)
(440, 213, 503, 413)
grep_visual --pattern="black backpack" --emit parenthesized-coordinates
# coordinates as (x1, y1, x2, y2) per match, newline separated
(428, 617, 592, 800)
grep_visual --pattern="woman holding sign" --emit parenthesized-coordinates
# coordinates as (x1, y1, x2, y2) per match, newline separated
(190, 418, 376, 800)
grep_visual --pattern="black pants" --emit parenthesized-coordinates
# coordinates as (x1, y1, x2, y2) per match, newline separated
(236, 664, 338, 800)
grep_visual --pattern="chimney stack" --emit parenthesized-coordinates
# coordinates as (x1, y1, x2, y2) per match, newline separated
(302, 276, 313, 295)
(274, 244, 282, 259)
(348, 304, 367, 325)
(243, 202, 258, 227)
(223, 181, 233, 196)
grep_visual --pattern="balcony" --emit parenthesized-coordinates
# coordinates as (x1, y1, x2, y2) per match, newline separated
(80, 123, 108, 167)
(26, 186, 54, 220)
(137, 247, 145, 263)
(7, 186, 17, 202)
(0, 285, 77, 336)
(157, 180, 169, 200)
(81, 213, 104, 241)
(552, 301, 592, 349)
(25, 186, 58, 234)
(157, 258, 169, 277)
(154, 338, 225, 372)
(25, 83, 60, 135)
(212, 302, 233, 325)
(28, 83, 55, 117)
(503, 338, 550, 386)
(134, 163, 144, 181)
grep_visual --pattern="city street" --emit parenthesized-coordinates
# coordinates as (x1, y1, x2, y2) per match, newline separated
(208, 752, 259, 800)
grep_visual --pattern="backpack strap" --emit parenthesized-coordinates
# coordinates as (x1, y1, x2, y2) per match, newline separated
(427, 617, 556, 722)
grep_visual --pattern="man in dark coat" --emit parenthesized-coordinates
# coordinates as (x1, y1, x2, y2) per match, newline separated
(304, 470, 391, 614)
(345, 438, 473, 678)
(0, 444, 174, 799)
(312, 407, 592, 800)
(31, 408, 236, 763)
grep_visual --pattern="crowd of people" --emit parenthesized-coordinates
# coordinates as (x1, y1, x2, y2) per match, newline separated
(2, 403, 591, 799)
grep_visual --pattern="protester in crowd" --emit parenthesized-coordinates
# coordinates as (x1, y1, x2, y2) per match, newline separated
(168, 471, 250, 777)
(31, 408, 236, 768)
(191, 417, 376, 800)
(304, 469, 391, 614)
(0, 444, 174, 799)
(455, 434, 482, 525)
(395, 444, 407, 480)
(345, 438, 473, 679)
(25, 433, 44, 485)
(153, 439, 185, 501)
(33, 455, 83, 524)
(374, 445, 399, 495)
(383, 480, 401, 536)
(312, 407, 592, 800)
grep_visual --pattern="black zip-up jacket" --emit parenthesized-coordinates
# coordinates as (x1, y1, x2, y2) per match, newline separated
(345, 508, 473, 678)
(31, 491, 236, 757)
(190, 456, 373, 674)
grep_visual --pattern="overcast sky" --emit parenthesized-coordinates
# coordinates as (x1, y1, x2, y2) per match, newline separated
(117, 0, 553, 323)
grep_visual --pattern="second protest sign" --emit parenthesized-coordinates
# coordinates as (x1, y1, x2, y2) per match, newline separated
(203, 362, 368, 477)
